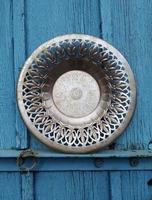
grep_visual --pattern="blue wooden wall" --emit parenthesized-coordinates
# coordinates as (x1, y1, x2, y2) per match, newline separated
(0, 0, 152, 199)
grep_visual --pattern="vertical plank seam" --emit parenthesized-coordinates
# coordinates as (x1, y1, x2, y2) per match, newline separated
(24, 0, 33, 148)
(11, 0, 18, 149)
(109, 171, 112, 200)
(23, 0, 28, 58)
(23, 0, 30, 148)
(22, 0, 30, 147)
(10, 0, 16, 148)
(98, 0, 103, 38)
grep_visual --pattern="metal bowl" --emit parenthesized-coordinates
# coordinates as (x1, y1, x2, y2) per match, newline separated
(17, 34, 136, 153)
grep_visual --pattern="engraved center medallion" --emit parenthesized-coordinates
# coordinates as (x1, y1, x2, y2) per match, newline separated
(52, 70, 100, 118)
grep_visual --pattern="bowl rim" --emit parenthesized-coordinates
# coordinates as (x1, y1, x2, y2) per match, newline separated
(17, 33, 136, 153)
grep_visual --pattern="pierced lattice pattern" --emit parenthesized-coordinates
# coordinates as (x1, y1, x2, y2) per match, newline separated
(18, 35, 135, 153)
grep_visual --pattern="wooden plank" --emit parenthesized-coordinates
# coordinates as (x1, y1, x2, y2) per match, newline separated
(110, 171, 152, 200)
(25, 0, 101, 54)
(0, 0, 17, 148)
(24, 157, 152, 171)
(0, 149, 151, 158)
(34, 171, 109, 200)
(100, 0, 152, 149)
(0, 172, 21, 199)
(0, 157, 152, 171)
(120, 171, 152, 200)
(25, 0, 101, 149)
(110, 172, 122, 200)
(21, 173, 34, 200)
(12, 0, 28, 149)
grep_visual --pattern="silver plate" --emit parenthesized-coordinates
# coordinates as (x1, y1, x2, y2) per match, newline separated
(17, 34, 136, 153)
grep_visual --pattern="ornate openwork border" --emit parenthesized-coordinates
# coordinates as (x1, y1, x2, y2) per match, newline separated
(17, 34, 136, 153)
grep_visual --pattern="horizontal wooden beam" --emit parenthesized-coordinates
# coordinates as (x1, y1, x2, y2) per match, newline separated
(0, 150, 151, 171)
(0, 157, 152, 171)
(0, 149, 151, 158)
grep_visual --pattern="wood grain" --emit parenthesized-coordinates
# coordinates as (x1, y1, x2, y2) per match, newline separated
(0, 172, 21, 199)
(110, 171, 152, 200)
(0, 1, 152, 199)
(0, 0, 16, 148)
(35, 171, 109, 200)
(100, 0, 152, 150)
(21, 173, 34, 200)
(1, 0, 152, 150)
(13, 0, 28, 149)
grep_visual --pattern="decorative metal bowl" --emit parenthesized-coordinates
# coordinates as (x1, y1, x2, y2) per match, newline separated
(17, 34, 136, 153)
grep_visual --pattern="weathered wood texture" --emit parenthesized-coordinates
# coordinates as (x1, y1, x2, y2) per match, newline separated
(0, 171, 150, 200)
(110, 171, 152, 200)
(0, 0, 152, 200)
(0, 0, 17, 148)
(13, 0, 28, 149)
(0, 172, 21, 199)
(0, 0, 27, 149)
(1, 0, 152, 150)
(21, 173, 34, 200)
(35, 171, 110, 200)
(34, 171, 152, 200)
(100, 0, 152, 150)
